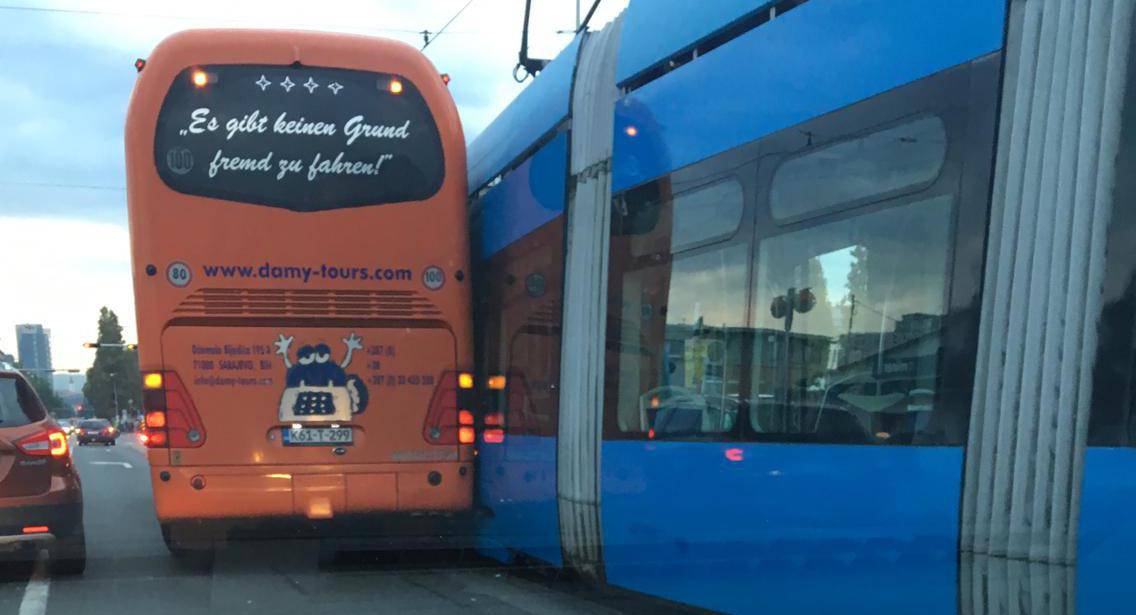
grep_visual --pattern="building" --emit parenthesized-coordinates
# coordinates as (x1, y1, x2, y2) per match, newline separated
(0, 348, 14, 370)
(15, 324, 53, 385)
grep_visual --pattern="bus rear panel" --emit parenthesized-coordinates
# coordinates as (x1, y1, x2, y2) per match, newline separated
(124, 30, 472, 537)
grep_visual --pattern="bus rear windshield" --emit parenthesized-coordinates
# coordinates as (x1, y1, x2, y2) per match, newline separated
(154, 64, 445, 211)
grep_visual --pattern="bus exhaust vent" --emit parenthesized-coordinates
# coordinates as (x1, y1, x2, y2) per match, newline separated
(173, 289, 443, 318)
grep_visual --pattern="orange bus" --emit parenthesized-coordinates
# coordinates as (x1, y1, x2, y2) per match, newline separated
(124, 29, 473, 552)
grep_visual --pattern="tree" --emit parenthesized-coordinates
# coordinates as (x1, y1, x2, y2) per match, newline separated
(82, 308, 141, 421)
(25, 372, 68, 415)
(841, 244, 871, 334)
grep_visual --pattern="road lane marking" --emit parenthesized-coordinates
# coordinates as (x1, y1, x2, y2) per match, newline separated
(18, 549, 49, 615)
(89, 461, 133, 468)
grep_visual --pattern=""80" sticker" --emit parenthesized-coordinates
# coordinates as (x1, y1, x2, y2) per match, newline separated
(167, 261, 192, 287)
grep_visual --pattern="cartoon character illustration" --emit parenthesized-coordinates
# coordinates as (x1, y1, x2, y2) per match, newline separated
(274, 332, 369, 421)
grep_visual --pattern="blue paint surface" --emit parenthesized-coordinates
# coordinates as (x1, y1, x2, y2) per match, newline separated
(467, 36, 581, 192)
(601, 441, 962, 614)
(475, 132, 568, 259)
(1077, 447, 1136, 611)
(475, 435, 563, 566)
(612, 0, 1006, 191)
(616, 0, 774, 86)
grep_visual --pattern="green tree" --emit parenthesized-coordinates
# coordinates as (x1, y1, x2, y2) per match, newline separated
(25, 372, 68, 415)
(82, 308, 141, 420)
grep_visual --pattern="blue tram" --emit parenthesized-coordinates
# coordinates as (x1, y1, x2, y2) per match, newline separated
(467, 1, 1136, 612)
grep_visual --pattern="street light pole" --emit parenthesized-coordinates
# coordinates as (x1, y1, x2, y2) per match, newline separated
(108, 372, 119, 424)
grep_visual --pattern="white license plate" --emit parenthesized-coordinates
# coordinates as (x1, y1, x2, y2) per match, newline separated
(282, 427, 353, 446)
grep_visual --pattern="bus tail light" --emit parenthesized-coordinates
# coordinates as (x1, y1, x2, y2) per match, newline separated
(423, 370, 474, 445)
(482, 429, 505, 444)
(142, 371, 206, 448)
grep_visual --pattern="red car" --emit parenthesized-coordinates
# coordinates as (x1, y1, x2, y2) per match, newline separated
(0, 371, 85, 574)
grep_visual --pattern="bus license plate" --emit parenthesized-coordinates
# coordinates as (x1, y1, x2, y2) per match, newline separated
(282, 427, 353, 446)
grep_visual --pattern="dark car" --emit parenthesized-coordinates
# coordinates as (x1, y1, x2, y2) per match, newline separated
(0, 371, 85, 574)
(76, 418, 117, 446)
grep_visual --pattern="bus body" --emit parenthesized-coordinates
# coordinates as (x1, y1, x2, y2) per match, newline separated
(468, 0, 1136, 613)
(125, 29, 472, 545)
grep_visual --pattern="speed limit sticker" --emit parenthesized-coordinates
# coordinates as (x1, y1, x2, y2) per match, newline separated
(167, 261, 192, 287)
(422, 266, 445, 291)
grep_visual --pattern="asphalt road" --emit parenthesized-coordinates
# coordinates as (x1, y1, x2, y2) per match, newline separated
(0, 435, 623, 615)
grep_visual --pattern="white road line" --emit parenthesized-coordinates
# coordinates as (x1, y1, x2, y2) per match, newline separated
(89, 461, 133, 468)
(18, 549, 50, 615)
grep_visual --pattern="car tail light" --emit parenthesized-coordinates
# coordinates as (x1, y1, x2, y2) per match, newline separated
(423, 370, 474, 445)
(142, 370, 205, 448)
(17, 428, 69, 458)
(22, 526, 49, 534)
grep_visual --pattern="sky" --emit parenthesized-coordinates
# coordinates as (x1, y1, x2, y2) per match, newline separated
(0, 0, 627, 371)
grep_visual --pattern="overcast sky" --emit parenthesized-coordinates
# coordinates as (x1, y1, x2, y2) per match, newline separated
(0, 0, 626, 370)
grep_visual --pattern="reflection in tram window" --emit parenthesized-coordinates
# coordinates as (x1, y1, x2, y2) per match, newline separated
(615, 244, 749, 436)
(750, 195, 953, 444)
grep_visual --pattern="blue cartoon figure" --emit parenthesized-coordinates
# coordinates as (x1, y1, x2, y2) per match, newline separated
(274, 332, 369, 421)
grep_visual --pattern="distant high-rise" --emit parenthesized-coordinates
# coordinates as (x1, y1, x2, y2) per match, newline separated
(15, 324, 53, 383)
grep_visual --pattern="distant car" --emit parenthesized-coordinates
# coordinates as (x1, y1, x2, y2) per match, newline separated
(76, 418, 117, 446)
(57, 418, 76, 436)
(0, 371, 86, 574)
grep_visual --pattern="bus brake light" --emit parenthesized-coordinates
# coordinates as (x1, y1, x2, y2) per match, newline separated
(192, 70, 209, 87)
(145, 411, 166, 429)
(388, 78, 403, 94)
(141, 371, 205, 449)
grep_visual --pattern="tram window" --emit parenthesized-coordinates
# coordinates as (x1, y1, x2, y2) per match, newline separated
(671, 180, 745, 251)
(749, 195, 952, 444)
(770, 116, 947, 222)
(619, 178, 744, 257)
(613, 243, 749, 436)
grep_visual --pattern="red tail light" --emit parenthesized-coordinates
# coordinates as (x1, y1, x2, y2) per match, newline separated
(141, 371, 205, 448)
(481, 411, 505, 444)
(423, 370, 473, 445)
(17, 428, 69, 458)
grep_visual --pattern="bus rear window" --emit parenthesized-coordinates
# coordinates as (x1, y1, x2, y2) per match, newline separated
(153, 64, 445, 211)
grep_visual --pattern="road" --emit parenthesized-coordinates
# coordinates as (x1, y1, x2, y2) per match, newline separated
(0, 435, 623, 615)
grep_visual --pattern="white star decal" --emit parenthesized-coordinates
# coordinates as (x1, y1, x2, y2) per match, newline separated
(327, 82, 343, 95)
(280, 76, 295, 92)
(302, 77, 319, 93)
(255, 75, 271, 91)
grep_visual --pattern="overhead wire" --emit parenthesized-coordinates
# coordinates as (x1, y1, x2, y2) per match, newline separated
(0, 3, 469, 38)
(421, 0, 477, 49)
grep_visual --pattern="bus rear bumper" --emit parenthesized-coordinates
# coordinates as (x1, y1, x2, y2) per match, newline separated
(150, 462, 473, 522)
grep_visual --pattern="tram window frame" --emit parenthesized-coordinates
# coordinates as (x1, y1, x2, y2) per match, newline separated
(602, 54, 1001, 444)
(769, 114, 949, 225)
